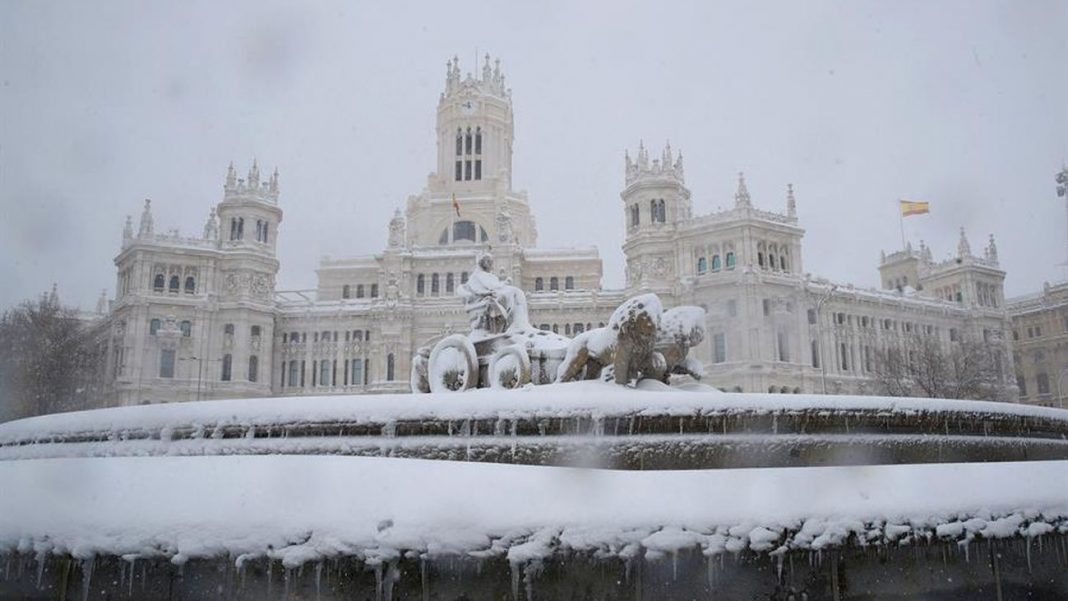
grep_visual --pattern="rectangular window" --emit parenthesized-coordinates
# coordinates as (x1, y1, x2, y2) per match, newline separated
(332, 360, 338, 386)
(301, 360, 306, 386)
(1037, 373, 1050, 395)
(351, 359, 363, 387)
(840, 343, 849, 371)
(777, 332, 789, 362)
(248, 356, 258, 382)
(364, 359, 370, 385)
(712, 333, 726, 364)
(318, 360, 331, 387)
(811, 340, 820, 368)
(807, 309, 817, 325)
(1018, 376, 1028, 397)
(465, 160, 472, 180)
(474, 160, 482, 180)
(159, 349, 175, 378)
(455, 161, 462, 181)
(762, 299, 770, 316)
(289, 361, 299, 387)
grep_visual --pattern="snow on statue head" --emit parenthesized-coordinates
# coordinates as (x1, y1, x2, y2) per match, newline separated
(656, 306, 706, 380)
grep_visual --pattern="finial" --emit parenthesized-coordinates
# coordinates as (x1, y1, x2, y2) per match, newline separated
(786, 183, 796, 217)
(986, 233, 999, 263)
(734, 172, 752, 207)
(957, 226, 971, 257)
(96, 289, 108, 314)
(123, 215, 133, 240)
(138, 198, 154, 237)
(48, 283, 58, 307)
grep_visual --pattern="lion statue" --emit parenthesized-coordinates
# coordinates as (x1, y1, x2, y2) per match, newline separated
(556, 293, 665, 385)
(655, 306, 706, 381)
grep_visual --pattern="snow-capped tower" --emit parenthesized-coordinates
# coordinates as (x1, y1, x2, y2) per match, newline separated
(621, 140, 693, 295)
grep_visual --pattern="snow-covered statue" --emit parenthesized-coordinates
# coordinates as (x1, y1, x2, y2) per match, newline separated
(655, 306, 706, 381)
(557, 294, 667, 385)
(388, 209, 406, 248)
(460, 252, 531, 336)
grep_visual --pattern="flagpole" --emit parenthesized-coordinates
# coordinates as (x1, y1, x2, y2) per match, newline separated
(899, 201, 907, 250)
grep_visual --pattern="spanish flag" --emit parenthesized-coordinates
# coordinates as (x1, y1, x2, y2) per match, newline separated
(899, 200, 930, 217)
(452, 193, 461, 217)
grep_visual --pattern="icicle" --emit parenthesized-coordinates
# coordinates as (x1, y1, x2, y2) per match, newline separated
(672, 551, 679, 581)
(284, 567, 291, 599)
(511, 562, 521, 600)
(315, 561, 323, 601)
(384, 562, 399, 601)
(375, 562, 383, 601)
(267, 560, 273, 598)
(776, 553, 784, 582)
(80, 557, 94, 601)
(35, 553, 46, 589)
(1026, 537, 1033, 572)
(420, 556, 429, 601)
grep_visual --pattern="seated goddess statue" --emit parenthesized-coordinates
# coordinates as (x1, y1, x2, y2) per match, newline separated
(460, 253, 531, 338)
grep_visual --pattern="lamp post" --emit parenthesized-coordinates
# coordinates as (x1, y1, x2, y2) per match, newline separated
(814, 284, 839, 394)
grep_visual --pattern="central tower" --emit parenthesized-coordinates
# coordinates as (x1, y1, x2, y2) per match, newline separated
(435, 54, 514, 194)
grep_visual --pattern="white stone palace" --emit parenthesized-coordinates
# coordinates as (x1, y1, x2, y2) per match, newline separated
(99, 55, 1016, 405)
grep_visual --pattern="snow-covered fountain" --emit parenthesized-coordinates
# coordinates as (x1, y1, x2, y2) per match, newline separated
(3, 254, 1068, 599)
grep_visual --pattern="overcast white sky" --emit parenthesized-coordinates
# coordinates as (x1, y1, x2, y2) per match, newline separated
(2, 0, 1067, 311)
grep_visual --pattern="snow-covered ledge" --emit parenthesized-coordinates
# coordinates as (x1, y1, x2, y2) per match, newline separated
(2, 456, 1067, 568)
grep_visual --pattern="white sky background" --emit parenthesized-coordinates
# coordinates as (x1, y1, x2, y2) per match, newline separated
(2, 0, 1067, 311)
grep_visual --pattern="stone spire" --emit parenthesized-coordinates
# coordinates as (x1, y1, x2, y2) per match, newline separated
(482, 53, 492, 81)
(123, 215, 133, 242)
(986, 233, 999, 264)
(786, 183, 797, 218)
(138, 199, 154, 238)
(203, 207, 219, 240)
(248, 159, 260, 189)
(674, 151, 684, 181)
(95, 289, 108, 314)
(734, 172, 752, 207)
(226, 161, 236, 189)
(957, 226, 971, 258)
(662, 141, 673, 167)
(269, 167, 279, 194)
(47, 283, 58, 307)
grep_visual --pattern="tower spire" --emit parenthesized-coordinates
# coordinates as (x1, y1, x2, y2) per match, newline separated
(957, 226, 971, 258)
(226, 161, 236, 189)
(786, 183, 796, 218)
(734, 172, 752, 207)
(138, 199, 154, 238)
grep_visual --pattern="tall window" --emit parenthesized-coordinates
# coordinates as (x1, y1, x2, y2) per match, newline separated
(351, 359, 363, 387)
(180, 320, 192, 337)
(357, 284, 365, 298)
(386, 353, 395, 381)
(431, 273, 440, 295)
(777, 332, 789, 362)
(839, 343, 849, 371)
(1037, 373, 1051, 395)
(726, 252, 736, 269)
(224, 323, 234, 337)
(153, 274, 165, 291)
(630, 205, 640, 228)
(416, 275, 425, 296)
(251, 325, 261, 338)
(811, 340, 820, 368)
(446, 273, 455, 294)
(149, 318, 161, 335)
(184, 277, 195, 294)
(319, 360, 331, 388)
(1017, 375, 1028, 397)
(370, 284, 378, 298)
(342, 285, 351, 299)
(564, 276, 574, 290)
(697, 257, 707, 274)
(248, 356, 258, 382)
(712, 333, 726, 363)
(159, 349, 175, 378)
(288, 360, 300, 387)
(711, 255, 722, 271)
(550, 277, 559, 291)
(221, 354, 232, 381)
(169, 276, 180, 292)
(535, 277, 544, 291)
(461, 272, 469, 284)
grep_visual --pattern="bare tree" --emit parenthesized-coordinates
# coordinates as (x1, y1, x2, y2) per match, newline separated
(872, 335, 1006, 401)
(0, 295, 109, 422)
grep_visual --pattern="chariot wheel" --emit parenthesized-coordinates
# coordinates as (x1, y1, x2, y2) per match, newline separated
(428, 335, 479, 393)
(488, 344, 531, 389)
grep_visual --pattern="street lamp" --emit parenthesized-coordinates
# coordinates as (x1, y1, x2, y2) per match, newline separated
(814, 283, 839, 394)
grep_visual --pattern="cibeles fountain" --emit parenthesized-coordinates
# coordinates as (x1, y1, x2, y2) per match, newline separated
(4, 256, 1068, 599)
(411, 252, 708, 394)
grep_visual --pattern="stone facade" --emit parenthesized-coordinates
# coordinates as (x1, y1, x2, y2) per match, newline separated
(1007, 282, 1068, 407)
(96, 55, 1017, 405)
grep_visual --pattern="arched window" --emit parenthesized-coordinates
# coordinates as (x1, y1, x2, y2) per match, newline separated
(550, 277, 559, 291)
(356, 284, 365, 298)
(446, 273, 455, 294)
(168, 276, 180, 292)
(149, 318, 161, 335)
(387, 353, 395, 381)
(465, 127, 472, 154)
(456, 128, 463, 156)
(630, 205, 640, 228)
(475, 127, 482, 154)
(757, 253, 765, 268)
(153, 274, 165, 291)
(454, 220, 476, 242)
(184, 277, 195, 294)
(780, 255, 788, 271)
(180, 320, 191, 337)
(370, 284, 378, 298)
(461, 272, 469, 284)
(230, 218, 237, 240)
(535, 277, 544, 291)
(256, 220, 263, 242)
(431, 273, 440, 295)
(768, 254, 777, 269)
(237, 217, 244, 240)
(262, 222, 269, 244)
(221, 354, 232, 381)
(697, 257, 707, 274)
(342, 285, 351, 299)
(416, 275, 425, 296)
(565, 276, 574, 290)
(248, 356, 258, 382)
(726, 252, 736, 269)
(711, 255, 722, 271)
